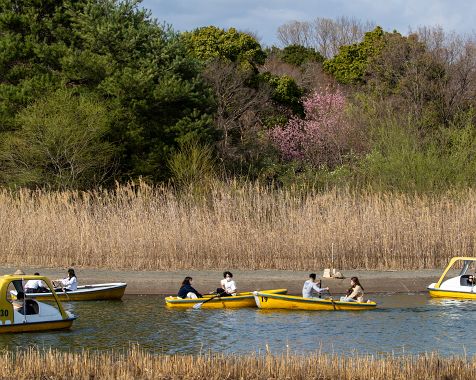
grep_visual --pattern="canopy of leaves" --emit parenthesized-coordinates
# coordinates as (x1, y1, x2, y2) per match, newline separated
(0, 89, 114, 189)
(280, 45, 324, 66)
(0, 0, 215, 183)
(323, 26, 386, 84)
(181, 26, 266, 71)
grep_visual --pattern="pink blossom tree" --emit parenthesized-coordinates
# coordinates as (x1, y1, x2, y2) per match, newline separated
(269, 87, 355, 168)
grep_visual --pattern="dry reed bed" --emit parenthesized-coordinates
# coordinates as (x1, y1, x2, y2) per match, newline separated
(0, 348, 474, 380)
(0, 184, 475, 270)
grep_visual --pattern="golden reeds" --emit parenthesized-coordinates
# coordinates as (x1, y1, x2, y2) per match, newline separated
(0, 347, 474, 380)
(0, 182, 475, 270)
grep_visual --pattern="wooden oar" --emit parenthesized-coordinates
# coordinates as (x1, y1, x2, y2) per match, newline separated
(193, 294, 221, 309)
(324, 289, 337, 311)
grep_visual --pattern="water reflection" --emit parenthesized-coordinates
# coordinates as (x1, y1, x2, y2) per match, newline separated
(0, 294, 474, 356)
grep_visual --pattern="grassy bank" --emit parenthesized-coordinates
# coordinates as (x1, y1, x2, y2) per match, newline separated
(1, 347, 474, 379)
(0, 183, 474, 270)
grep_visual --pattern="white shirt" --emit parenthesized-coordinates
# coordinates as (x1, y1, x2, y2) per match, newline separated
(302, 279, 325, 298)
(61, 276, 78, 291)
(220, 278, 237, 294)
(24, 279, 45, 290)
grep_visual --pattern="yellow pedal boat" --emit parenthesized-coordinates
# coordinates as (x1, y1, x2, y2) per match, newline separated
(12, 282, 127, 301)
(253, 291, 377, 311)
(0, 274, 76, 333)
(428, 257, 476, 299)
(165, 289, 288, 309)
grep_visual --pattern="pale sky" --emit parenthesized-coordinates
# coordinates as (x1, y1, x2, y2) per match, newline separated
(140, 0, 475, 46)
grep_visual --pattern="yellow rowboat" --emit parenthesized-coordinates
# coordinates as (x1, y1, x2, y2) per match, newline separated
(12, 283, 127, 301)
(0, 274, 76, 333)
(165, 289, 288, 309)
(428, 257, 476, 299)
(253, 291, 377, 311)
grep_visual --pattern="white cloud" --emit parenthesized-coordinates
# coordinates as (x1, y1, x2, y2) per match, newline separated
(141, 0, 476, 46)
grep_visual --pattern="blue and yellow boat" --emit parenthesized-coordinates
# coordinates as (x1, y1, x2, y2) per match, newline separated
(428, 257, 476, 299)
(253, 291, 377, 311)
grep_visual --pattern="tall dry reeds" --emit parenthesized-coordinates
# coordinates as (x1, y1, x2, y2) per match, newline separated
(0, 347, 474, 380)
(0, 182, 475, 270)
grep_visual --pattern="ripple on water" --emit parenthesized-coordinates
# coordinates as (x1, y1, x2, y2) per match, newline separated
(0, 294, 474, 356)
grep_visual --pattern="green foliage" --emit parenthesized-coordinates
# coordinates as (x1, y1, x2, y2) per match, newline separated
(258, 73, 303, 115)
(356, 113, 476, 192)
(280, 45, 324, 66)
(323, 26, 386, 84)
(168, 141, 216, 189)
(0, 0, 216, 183)
(181, 26, 266, 71)
(0, 0, 85, 131)
(0, 89, 114, 189)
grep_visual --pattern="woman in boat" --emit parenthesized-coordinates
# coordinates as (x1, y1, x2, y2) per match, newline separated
(217, 271, 237, 296)
(340, 277, 364, 302)
(54, 268, 78, 292)
(302, 273, 329, 298)
(178, 277, 203, 299)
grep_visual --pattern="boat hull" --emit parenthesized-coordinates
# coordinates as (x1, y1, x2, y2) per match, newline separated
(165, 289, 288, 309)
(428, 287, 476, 299)
(0, 318, 76, 333)
(253, 292, 377, 311)
(22, 283, 127, 301)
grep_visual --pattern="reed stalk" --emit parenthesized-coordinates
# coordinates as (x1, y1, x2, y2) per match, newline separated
(0, 347, 474, 380)
(0, 182, 474, 270)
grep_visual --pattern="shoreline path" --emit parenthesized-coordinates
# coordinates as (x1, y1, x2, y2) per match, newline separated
(0, 267, 449, 295)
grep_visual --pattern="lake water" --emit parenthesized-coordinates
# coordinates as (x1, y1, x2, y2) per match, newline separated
(1, 294, 475, 356)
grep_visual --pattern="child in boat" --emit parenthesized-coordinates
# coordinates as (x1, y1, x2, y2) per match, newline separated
(217, 271, 237, 296)
(340, 277, 364, 302)
(178, 277, 203, 299)
(54, 268, 78, 292)
(302, 273, 329, 298)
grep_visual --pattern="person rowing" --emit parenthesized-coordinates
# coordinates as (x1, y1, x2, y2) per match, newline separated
(302, 273, 329, 298)
(216, 271, 237, 296)
(53, 268, 78, 292)
(178, 277, 203, 299)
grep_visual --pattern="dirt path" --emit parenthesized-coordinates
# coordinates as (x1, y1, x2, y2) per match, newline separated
(0, 267, 449, 295)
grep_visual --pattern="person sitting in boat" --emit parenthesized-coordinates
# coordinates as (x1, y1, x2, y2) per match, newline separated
(216, 271, 237, 296)
(302, 273, 329, 298)
(340, 277, 364, 302)
(24, 273, 48, 293)
(12, 291, 39, 314)
(178, 277, 203, 299)
(54, 268, 78, 292)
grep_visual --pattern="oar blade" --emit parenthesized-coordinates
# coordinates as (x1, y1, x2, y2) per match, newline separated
(192, 302, 203, 309)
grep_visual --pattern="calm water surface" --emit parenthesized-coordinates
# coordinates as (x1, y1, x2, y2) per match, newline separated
(1, 294, 475, 356)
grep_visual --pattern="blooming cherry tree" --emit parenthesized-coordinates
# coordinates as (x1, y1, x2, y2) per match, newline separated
(269, 87, 354, 168)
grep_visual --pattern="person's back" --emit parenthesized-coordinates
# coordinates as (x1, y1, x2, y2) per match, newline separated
(302, 274, 328, 298)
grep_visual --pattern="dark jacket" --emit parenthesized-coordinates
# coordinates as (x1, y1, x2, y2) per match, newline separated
(178, 284, 202, 299)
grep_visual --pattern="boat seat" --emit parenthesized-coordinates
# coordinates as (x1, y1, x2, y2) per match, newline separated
(460, 275, 475, 287)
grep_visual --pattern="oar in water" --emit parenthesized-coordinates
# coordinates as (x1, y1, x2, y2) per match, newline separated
(192, 294, 221, 309)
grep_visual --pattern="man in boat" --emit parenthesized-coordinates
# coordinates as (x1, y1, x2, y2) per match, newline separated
(302, 273, 329, 298)
(24, 273, 48, 293)
(217, 271, 237, 296)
